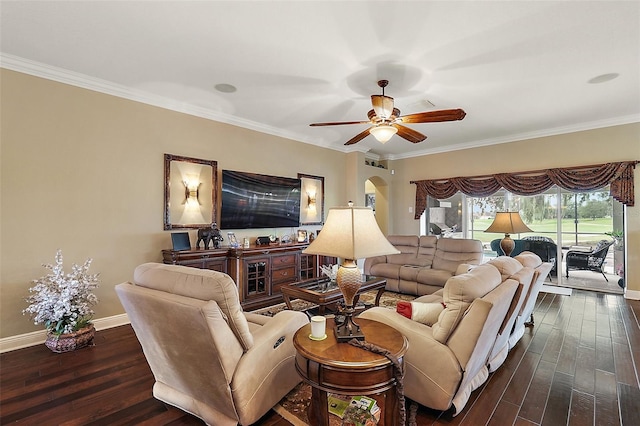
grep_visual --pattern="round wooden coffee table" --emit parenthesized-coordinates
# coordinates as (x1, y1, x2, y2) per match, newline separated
(293, 317, 408, 426)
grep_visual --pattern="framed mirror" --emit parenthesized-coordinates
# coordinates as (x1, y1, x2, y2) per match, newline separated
(298, 173, 324, 225)
(164, 154, 218, 230)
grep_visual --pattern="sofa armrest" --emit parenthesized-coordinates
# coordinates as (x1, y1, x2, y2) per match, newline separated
(234, 310, 309, 385)
(364, 255, 387, 275)
(359, 308, 460, 371)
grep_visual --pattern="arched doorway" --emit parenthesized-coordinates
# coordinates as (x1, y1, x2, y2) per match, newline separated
(364, 176, 390, 235)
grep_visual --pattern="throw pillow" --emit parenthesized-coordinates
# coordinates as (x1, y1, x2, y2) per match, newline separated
(396, 301, 445, 326)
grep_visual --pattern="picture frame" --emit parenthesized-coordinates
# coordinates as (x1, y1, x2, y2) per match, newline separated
(298, 173, 324, 225)
(164, 153, 217, 230)
(170, 232, 191, 251)
(227, 232, 238, 248)
(297, 229, 308, 243)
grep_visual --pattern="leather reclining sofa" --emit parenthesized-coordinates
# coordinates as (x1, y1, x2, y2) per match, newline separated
(364, 235, 484, 296)
(360, 252, 553, 415)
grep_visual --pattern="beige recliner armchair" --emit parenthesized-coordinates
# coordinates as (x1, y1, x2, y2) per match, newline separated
(115, 263, 309, 426)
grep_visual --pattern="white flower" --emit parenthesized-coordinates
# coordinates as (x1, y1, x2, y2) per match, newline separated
(23, 250, 99, 335)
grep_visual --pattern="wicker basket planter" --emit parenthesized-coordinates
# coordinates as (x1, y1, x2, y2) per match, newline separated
(45, 324, 95, 353)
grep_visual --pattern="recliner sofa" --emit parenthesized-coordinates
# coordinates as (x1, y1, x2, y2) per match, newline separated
(360, 253, 549, 415)
(360, 258, 522, 415)
(364, 235, 484, 296)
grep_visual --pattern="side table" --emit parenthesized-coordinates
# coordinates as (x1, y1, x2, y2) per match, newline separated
(293, 318, 408, 426)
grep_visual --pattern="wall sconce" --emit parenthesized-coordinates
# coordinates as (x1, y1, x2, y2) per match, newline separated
(307, 191, 317, 210)
(183, 179, 201, 207)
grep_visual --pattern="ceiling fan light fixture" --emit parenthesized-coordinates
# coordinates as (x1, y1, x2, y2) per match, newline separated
(371, 95, 394, 119)
(370, 124, 397, 143)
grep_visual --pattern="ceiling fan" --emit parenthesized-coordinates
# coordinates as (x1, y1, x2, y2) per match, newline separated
(310, 80, 466, 145)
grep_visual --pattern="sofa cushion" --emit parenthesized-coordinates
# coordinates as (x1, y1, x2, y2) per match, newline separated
(385, 235, 421, 265)
(414, 289, 444, 304)
(515, 251, 543, 268)
(418, 235, 438, 256)
(431, 263, 502, 344)
(369, 263, 401, 280)
(487, 256, 523, 281)
(134, 262, 254, 350)
(455, 263, 474, 275)
(416, 268, 455, 287)
(432, 238, 484, 273)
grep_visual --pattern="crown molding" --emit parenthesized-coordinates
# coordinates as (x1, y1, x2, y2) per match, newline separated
(382, 114, 640, 161)
(0, 53, 345, 152)
(3, 53, 637, 161)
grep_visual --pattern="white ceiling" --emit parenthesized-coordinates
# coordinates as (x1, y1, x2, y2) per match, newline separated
(1, 1, 639, 159)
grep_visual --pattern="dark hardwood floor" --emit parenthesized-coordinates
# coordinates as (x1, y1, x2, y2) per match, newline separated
(2, 289, 639, 425)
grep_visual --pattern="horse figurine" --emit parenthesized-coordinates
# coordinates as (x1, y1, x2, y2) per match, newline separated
(197, 223, 224, 249)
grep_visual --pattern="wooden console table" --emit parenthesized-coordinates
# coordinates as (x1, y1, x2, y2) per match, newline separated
(293, 318, 408, 426)
(162, 244, 336, 310)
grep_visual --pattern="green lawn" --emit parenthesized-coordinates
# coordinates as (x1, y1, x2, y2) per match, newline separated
(471, 217, 614, 246)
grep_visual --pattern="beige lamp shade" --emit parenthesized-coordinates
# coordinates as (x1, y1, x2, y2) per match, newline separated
(485, 212, 532, 235)
(485, 211, 532, 257)
(303, 206, 400, 260)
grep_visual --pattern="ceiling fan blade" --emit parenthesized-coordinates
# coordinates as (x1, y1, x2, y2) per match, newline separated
(344, 128, 373, 145)
(310, 120, 371, 127)
(393, 124, 427, 143)
(398, 108, 466, 124)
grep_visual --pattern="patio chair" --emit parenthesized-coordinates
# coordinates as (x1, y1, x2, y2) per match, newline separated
(522, 235, 555, 243)
(565, 239, 614, 282)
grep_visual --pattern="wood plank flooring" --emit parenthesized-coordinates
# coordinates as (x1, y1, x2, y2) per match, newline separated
(1, 289, 639, 425)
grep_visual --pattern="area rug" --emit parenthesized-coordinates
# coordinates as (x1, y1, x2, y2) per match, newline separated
(266, 290, 417, 425)
(273, 382, 419, 426)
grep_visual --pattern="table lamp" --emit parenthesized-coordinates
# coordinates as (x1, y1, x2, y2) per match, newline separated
(303, 203, 399, 342)
(485, 211, 532, 257)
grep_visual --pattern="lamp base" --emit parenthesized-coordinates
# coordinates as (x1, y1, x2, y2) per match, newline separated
(333, 260, 365, 342)
(334, 308, 365, 342)
(500, 233, 515, 257)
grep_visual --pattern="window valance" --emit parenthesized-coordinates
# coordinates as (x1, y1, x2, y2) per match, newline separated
(411, 161, 639, 219)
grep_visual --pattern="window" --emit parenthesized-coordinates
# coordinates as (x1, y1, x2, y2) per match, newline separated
(424, 186, 622, 278)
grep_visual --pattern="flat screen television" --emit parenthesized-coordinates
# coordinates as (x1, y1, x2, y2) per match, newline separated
(220, 170, 301, 229)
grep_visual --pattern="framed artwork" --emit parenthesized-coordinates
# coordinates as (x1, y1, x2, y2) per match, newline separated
(164, 154, 217, 230)
(297, 230, 308, 243)
(298, 173, 324, 225)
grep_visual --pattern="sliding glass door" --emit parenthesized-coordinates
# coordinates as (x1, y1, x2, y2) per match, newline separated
(425, 185, 624, 287)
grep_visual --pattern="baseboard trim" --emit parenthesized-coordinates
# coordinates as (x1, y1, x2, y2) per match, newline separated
(624, 289, 640, 300)
(0, 314, 130, 353)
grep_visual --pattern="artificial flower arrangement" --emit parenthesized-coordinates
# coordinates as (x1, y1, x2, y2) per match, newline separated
(23, 250, 99, 335)
(319, 264, 338, 281)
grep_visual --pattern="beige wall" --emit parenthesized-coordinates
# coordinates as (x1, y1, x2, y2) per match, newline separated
(2, 69, 639, 340)
(391, 123, 640, 294)
(0, 70, 346, 338)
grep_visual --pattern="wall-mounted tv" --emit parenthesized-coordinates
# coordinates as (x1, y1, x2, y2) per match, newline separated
(220, 170, 301, 229)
